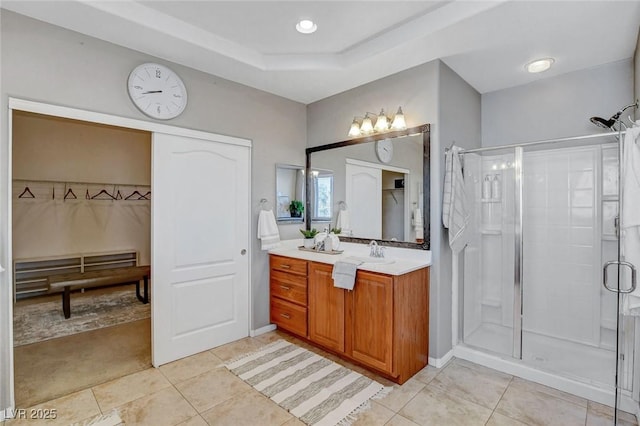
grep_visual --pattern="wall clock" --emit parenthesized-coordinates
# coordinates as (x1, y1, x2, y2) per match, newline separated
(376, 139, 393, 164)
(127, 63, 187, 120)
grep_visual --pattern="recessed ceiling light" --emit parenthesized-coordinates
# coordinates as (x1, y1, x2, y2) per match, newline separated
(525, 58, 555, 73)
(296, 19, 317, 34)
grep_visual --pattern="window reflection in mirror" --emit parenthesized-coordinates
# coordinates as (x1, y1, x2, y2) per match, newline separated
(275, 164, 305, 222)
(310, 169, 333, 222)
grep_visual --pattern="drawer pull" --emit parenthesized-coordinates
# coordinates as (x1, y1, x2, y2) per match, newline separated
(280, 313, 291, 319)
(280, 285, 291, 291)
(280, 264, 291, 269)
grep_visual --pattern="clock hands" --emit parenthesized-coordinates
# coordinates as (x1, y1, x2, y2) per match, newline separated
(142, 90, 163, 94)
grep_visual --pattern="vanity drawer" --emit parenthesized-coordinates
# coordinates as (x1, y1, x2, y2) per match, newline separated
(270, 255, 307, 276)
(271, 298, 307, 337)
(271, 271, 307, 305)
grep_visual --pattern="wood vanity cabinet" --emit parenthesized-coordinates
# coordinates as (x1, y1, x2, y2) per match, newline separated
(269, 255, 308, 336)
(346, 270, 394, 374)
(269, 254, 429, 384)
(308, 262, 345, 352)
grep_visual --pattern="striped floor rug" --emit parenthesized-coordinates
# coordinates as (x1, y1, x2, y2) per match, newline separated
(225, 340, 391, 426)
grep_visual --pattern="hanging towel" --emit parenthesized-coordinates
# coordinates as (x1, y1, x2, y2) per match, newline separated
(621, 122, 640, 315)
(413, 207, 424, 241)
(442, 146, 469, 253)
(336, 209, 351, 235)
(257, 209, 280, 250)
(332, 258, 363, 290)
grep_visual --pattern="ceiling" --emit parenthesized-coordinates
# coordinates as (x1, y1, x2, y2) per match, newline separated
(3, 1, 640, 104)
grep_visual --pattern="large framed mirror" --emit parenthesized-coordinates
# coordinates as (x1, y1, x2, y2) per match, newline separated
(305, 124, 430, 250)
(275, 163, 305, 222)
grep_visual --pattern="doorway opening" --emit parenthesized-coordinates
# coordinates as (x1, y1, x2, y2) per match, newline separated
(11, 111, 152, 407)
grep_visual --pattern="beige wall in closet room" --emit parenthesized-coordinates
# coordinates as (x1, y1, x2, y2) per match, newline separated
(12, 111, 152, 264)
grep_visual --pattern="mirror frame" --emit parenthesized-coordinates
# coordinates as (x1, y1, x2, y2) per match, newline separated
(305, 124, 430, 250)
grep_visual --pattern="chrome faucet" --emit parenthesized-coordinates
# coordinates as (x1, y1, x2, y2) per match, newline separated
(369, 240, 385, 258)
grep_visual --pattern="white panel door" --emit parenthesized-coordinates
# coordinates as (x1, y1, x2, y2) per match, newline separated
(152, 132, 250, 366)
(346, 163, 382, 239)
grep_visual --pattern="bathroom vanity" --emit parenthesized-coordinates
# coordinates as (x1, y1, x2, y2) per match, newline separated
(268, 244, 430, 384)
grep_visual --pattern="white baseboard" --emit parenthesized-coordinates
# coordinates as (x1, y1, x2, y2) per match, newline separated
(250, 324, 277, 337)
(428, 349, 454, 369)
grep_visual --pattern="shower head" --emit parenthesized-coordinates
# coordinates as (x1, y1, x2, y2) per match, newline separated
(590, 101, 639, 130)
(589, 116, 617, 129)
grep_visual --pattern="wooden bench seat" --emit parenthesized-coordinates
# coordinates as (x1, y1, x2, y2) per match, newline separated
(48, 265, 150, 319)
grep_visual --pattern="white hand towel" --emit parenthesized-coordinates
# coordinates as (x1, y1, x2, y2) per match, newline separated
(442, 146, 469, 253)
(620, 123, 640, 314)
(413, 208, 423, 226)
(332, 258, 362, 290)
(257, 209, 280, 250)
(336, 209, 350, 234)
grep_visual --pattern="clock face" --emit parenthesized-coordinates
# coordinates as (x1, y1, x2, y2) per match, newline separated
(127, 63, 188, 120)
(376, 139, 393, 164)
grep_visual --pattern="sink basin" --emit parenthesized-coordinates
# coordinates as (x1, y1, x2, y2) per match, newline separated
(346, 256, 395, 265)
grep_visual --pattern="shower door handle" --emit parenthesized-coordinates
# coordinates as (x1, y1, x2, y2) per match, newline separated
(603, 260, 637, 294)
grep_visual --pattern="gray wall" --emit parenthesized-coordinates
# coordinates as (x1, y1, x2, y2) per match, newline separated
(437, 61, 482, 351)
(0, 11, 306, 411)
(307, 60, 482, 359)
(482, 60, 633, 147)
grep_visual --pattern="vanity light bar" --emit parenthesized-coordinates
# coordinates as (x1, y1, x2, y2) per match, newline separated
(348, 107, 406, 137)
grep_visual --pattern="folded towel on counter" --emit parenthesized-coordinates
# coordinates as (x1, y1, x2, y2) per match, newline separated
(257, 209, 280, 250)
(332, 258, 363, 290)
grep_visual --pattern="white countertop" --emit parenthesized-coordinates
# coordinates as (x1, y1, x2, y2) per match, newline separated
(268, 239, 431, 276)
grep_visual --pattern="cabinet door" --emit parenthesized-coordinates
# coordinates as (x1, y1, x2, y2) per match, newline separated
(350, 271, 394, 373)
(308, 262, 345, 352)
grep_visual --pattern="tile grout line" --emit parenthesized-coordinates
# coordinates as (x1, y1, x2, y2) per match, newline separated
(484, 375, 514, 426)
(168, 382, 208, 426)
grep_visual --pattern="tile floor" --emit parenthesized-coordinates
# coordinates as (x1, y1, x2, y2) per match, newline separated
(3, 330, 638, 426)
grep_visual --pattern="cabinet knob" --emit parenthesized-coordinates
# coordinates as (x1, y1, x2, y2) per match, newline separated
(280, 313, 291, 319)
(280, 285, 291, 291)
(281, 264, 291, 269)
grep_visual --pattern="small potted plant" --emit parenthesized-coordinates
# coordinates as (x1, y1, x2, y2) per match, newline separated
(289, 200, 304, 218)
(300, 228, 319, 249)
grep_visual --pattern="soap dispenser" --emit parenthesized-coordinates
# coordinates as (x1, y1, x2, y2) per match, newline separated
(492, 174, 501, 200)
(482, 175, 492, 200)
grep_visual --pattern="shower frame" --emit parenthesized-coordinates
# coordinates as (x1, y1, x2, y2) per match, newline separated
(451, 129, 638, 418)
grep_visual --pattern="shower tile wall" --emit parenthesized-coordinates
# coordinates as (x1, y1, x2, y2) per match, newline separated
(522, 147, 600, 346)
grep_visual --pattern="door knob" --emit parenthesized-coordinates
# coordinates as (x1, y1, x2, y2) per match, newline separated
(240, 249, 247, 255)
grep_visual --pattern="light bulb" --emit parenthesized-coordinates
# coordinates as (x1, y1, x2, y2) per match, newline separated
(360, 115, 374, 134)
(348, 118, 361, 137)
(374, 109, 389, 132)
(391, 107, 406, 130)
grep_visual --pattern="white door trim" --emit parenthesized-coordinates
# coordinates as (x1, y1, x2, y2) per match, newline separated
(345, 158, 410, 175)
(8, 98, 251, 148)
(3, 97, 253, 413)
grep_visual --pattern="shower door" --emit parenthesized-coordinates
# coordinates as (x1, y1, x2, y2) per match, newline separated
(462, 149, 517, 358)
(462, 139, 633, 414)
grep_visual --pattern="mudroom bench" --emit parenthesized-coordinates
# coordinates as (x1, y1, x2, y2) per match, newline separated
(48, 265, 150, 318)
(14, 251, 150, 318)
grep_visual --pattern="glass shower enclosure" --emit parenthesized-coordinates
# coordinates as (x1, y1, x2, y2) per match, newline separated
(460, 135, 634, 418)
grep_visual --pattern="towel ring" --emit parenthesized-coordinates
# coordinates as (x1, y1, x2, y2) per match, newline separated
(260, 198, 271, 210)
(338, 201, 348, 211)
